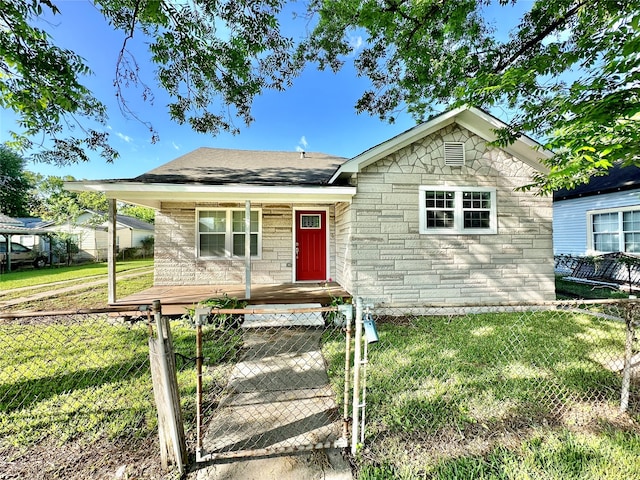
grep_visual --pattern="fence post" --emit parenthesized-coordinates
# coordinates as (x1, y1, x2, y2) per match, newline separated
(149, 300, 187, 472)
(621, 300, 638, 412)
(339, 303, 354, 443)
(351, 297, 363, 455)
(195, 307, 208, 462)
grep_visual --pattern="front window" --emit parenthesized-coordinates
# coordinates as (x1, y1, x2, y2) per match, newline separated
(419, 186, 497, 234)
(198, 209, 261, 258)
(590, 208, 640, 253)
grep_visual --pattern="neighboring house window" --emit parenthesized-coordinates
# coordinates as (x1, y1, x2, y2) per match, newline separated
(197, 209, 261, 258)
(419, 186, 497, 234)
(589, 208, 640, 253)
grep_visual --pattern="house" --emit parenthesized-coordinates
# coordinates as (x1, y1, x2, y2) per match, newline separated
(45, 212, 154, 261)
(553, 165, 640, 256)
(68, 107, 555, 306)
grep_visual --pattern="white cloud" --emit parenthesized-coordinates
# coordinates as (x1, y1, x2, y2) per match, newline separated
(296, 136, 309, 152)
(172, 141, 180, 150)
(116, 132, 132, 143)
(349, 35, 364, 54)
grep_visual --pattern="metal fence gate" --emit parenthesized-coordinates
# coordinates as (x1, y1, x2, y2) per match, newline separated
(193, 304, 353, 462)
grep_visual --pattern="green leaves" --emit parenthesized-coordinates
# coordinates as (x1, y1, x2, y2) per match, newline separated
(303, 0, 640, 193)
(0, 0, 115, 165)
(0, 146, 32, 217)
(3, 0, 639, 192)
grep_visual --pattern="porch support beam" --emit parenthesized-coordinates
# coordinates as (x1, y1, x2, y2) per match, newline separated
(108, 198, 117, 304)
(245, 200, 251, 299)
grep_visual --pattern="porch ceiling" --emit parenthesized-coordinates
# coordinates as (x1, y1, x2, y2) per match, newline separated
(65, 182, 356, 209)
(112, 282, 350, 316)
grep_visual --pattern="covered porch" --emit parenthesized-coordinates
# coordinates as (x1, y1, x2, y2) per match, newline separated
(112, 282, 350, 316)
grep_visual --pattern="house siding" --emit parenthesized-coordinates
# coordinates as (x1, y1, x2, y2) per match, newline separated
(154, 202, 337, 286)
(553, 190, 640, 255)
(348, 124, 555, 306)
(335, 201, 353, 292)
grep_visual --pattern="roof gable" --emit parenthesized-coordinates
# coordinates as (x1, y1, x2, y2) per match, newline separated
(330, 106, 551, 183)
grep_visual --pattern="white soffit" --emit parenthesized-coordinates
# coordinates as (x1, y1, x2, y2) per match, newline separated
(64, 182, 356, 209)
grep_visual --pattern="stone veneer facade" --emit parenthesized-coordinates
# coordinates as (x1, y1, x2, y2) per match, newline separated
(154, 202, 337, 285)
(334, 124, 555, 305)
(153, 123, 555, 305)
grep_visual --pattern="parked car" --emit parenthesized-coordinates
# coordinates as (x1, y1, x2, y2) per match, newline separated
(0, 241, 48, 269)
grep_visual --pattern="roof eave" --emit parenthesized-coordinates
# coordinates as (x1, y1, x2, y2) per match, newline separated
(65, 182, 357, 208)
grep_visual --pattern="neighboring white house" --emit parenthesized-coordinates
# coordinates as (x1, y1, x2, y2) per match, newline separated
(68, 107, 555, 306)
(553, 166, 640, 256)
(45, 211, 154, 261)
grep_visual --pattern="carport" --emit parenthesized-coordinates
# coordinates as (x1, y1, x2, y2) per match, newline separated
(0, 214, 50, 273)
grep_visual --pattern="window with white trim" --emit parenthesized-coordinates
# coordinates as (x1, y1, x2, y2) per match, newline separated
(589, 208, 640, 253)
(197, 209, 261, 258)
(419, 186, 497, 234)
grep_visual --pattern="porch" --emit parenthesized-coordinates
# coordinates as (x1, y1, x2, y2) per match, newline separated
(112, 282, 350, 316)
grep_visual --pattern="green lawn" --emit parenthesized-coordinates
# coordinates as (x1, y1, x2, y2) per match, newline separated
(0, 259, 154, 291)
(556, 276, 629, 300)
(0, 318, 241, 448)
(323, 309, 640, 479)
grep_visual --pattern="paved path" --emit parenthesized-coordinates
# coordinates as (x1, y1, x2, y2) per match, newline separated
(192, 327, 351, 480)
(0, 267, 153, 309)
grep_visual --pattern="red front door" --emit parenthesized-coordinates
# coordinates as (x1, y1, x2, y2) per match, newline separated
(295, 210, 327, 281)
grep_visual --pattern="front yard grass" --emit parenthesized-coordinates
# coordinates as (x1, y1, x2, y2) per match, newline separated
(323, 309, 640, 479)
(0, 317, 242, 449)
(0, 259, 154, 291)
(1, 272, 154, 312)
(555, 275, 629, 300)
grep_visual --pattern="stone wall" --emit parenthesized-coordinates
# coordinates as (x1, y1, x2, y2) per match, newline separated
(347, 124, 555, 305)
(154, 202, 337, 285)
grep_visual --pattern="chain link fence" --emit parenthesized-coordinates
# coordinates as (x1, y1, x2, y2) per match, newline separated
(0, 309, 191, 480)
(349, 299, 640, 479)
(191, 305, 350, 462)
(555, 253, 640, 289)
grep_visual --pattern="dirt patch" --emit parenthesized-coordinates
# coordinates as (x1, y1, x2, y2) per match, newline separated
(0, 437, 179, 480)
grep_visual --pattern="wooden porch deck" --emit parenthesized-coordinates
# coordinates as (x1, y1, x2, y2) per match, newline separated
(112, 282, 350, 316)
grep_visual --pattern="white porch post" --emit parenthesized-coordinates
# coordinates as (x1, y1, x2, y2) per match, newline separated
(245, 200, 251, 299)
(108, 198, 117, 304)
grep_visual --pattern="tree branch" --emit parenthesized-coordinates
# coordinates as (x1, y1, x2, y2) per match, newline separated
(494, 0, 588, 73)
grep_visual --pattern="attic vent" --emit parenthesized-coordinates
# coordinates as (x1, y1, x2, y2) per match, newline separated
(444, 142, 465, 166)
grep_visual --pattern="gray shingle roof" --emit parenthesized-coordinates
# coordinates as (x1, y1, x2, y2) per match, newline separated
(554, 165, 640, 201)
(132, 148, 346, 186)
(116, 215, 154, 231)
(0, 214, 23, 226)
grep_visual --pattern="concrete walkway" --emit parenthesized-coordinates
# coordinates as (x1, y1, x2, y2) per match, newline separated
(191, 325, 352, 480)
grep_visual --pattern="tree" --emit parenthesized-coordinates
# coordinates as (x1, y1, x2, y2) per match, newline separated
(2, 1, 639, 192)
(0, 146, 33, 217)
(29, 175, 85, 222)
(28, 173, 155, 224)
(120, 204, 155, 224)
(300, 0, 640, 193)
(1, 0, 294, 165)
(28, 174, 111, 222)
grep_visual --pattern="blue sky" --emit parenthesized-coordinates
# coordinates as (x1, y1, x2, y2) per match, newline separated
(1, 0, 528, 181)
